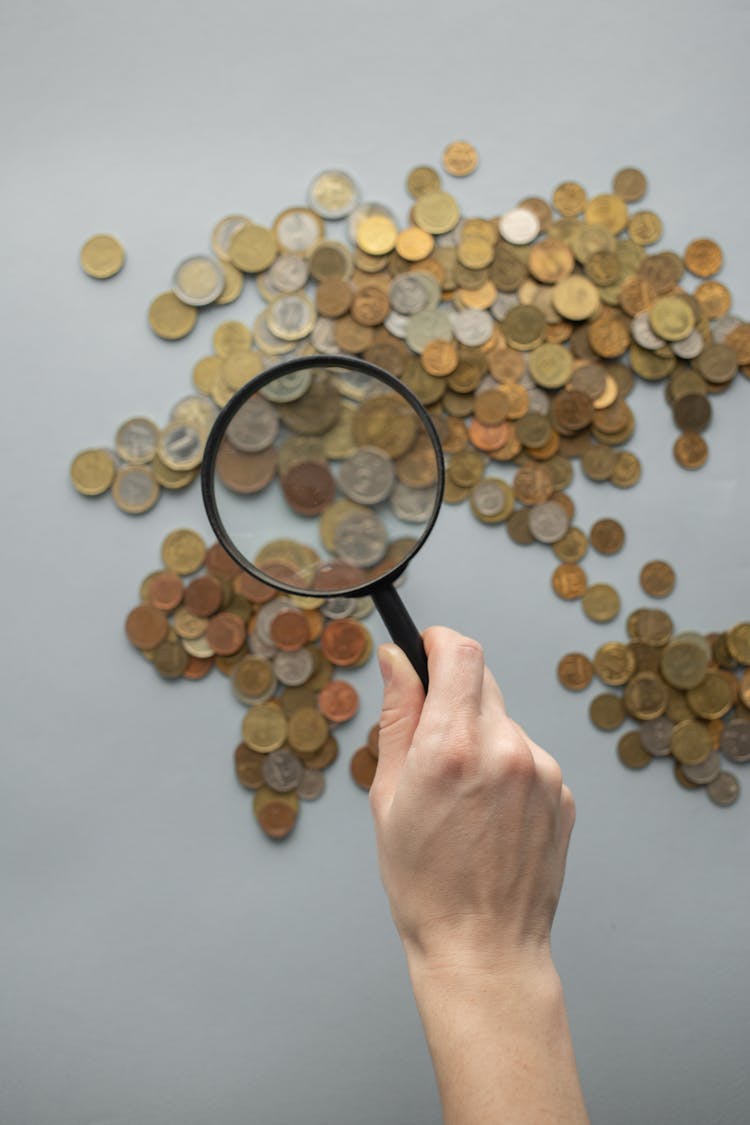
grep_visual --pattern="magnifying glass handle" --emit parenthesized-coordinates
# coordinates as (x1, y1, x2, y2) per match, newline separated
(371, 584, 429, 692)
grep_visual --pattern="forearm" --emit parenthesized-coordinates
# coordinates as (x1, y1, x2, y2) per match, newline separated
(405, 951, 589, 1125)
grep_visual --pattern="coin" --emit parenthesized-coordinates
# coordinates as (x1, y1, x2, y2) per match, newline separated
(70, 448, 117, 496)
(308, 170, 360, 219)
(253, 788, 298, 839)
(148, 291, 197, 340)
(707, 771, 740, 807)
(617, 730, 651, 769)
(582, 584, 621, 623)
(112, 465, 159, 514)
(590, 693, 626, 731)
(442, 141, 479, 177)
(612, 167, 647, 203)
(80, 233, 125, 279)
(684, 238, 723, 278)
(590, 518, 625, 555)
(350, 746, 378, 790)
(172, 256, 225, 306)
(640, 560, 676, 598)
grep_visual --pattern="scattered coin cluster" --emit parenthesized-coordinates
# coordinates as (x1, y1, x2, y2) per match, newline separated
(559, 615, 750, 807)
(124, 528, 375, 838)
(70, 398, 219, 513)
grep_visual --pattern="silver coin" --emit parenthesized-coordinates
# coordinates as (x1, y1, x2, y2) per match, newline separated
(307, 169, 360, 220)
(527, 501, 569, 543)
(261, 369, 313, 404)
(490, 292, 520, 321)
(476, 374, 498, 395)
(405, 309, 453, 354)
(352, 596, 375, 619)
(332, 370, 374, 403)
(526, 387, 550, 415)
(158, 422, 205, 470)
(671, 328, 704, 360)
(347, 201, 398, 244)
(253, 310, 296, 354)
(262, 748, 304, 794)
(115, 417, 159, 464)
(274, 648, 315, 687)
(498, 207, 541, 246)
(311, 318, 340, 353)
(231, 660, 277, 706)
(172, 255, 225, 306)
(269, 254, 309, 293)
(631, 312, 665, 351)
(390, 481, 438, 523)
(226, 397, 279, 453)
(707, 770, 740, 807)
(682, 751, 722, 785)
(639, 716, 674, 757)
(333, 510, 388, 567)
(339, 447, 395, 505)
(389, 274, 432, 316)
(275, 209, 322, 255)
(720, 718, 750, 764)
(384, 310, 410, 339)
(297, 768, 326, 800)
(248, 630, 278, 659)
(471, 479, 512, 520)
(451, 308, 494, 347)
(170, 394, 217, 431)
(322, 596, 357, 619)
(267, 294, 316, 341)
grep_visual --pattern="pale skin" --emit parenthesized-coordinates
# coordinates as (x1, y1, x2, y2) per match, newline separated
(370, 627, 589, 1125)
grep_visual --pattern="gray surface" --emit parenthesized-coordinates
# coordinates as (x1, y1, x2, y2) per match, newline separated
(2, 1, 750, 1122)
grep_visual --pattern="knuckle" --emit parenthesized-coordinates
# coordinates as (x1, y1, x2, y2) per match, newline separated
(457, 636, 484, 662)
(501, 739, 536, 782)
(561, 783, 577, 824)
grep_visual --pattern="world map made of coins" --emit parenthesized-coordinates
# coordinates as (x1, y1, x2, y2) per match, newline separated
(73, 143, 750, 834)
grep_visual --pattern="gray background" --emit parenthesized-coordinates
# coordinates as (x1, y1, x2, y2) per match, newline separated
(2, 1, 750, 1122)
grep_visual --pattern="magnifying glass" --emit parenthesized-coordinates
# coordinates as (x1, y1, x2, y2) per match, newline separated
(201, 354, 445, 690)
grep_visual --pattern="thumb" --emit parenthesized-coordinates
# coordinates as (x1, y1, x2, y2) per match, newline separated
(372, 643, 425, 804)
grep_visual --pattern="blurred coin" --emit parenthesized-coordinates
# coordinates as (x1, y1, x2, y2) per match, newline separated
(80, 233, 125, 278)
(707, 771, 740, 807)
(308, 169, 360, 219)
(70, 448, 116, 495)
(112, 465, 159, 514)
(173, 255, 224, 306)
(148, 291, 197, 340)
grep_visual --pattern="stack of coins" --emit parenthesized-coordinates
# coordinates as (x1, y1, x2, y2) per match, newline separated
(558, 616, 750, 807)
(70, 396, 218, 513)
(124, 529, 374, 838)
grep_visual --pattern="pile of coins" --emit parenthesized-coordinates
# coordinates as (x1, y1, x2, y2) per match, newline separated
(69, 398, 217, 513)
(558, 617, 750, 807)
(124, 528, 375, 838)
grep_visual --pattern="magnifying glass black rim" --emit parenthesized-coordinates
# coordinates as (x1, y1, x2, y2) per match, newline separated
(200, 352, 446, 600)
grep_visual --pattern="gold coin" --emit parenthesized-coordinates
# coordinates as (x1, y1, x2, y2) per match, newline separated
(173, 256, 225, 306)
(222, 350, 263, 391)
(660, 635, 709, 689)
(243, 703, 288, 754)
(441, 140, 479, 177)
(528, 343, 572, 388)
(623, 672, 668, 720)
(111, 466, 160, 514)
(213, 320, 252, 356)
(684, 238, 723, 278)
(161, 528, 207, 575)
(584, 193, 629, 234)
(612, 167, 647, 203)
(287, 706, 329, 754)
(148, 291, 197, 340)
(639, 560, 675, 598)
(552, 276, 601, 321)
(593, 642, 636, 686)
(686, 671, 734, 720)
(192, 355, 223, 395)
(406, 165, 442, 198)
(552, 181, 587, 218)
(80, 233, 125, 279)
(670, 719, 712, 766)
(229, 223, 278, 273)
(395, 226, 434, 261)
(413, 191, 461, 235)
(357, 215, 398, 256)
(649, 295, 695, 341)
(582, 583, 620, 623)
(627, 210, 662, 246)
(727, 622, 750, 664)
(70, 448, 117, 496)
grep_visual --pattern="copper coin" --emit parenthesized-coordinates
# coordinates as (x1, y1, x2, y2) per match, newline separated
(640, 560, 676, 598)
(590, 518, 625, 555)
(204, 611, 246, 655)
(255, 798, 298, 839)
(684, 238, 723, 278)
(234, 743, 265, 789)
(184, 655, 213, 680)
(184, 574, 223, 616)
(321, 619, 368, 666)
(281, 461, 336, 515)
(216, 443, 277, 494)
(672, 394, 711, 433)
(557, 652, 594, 691)
(318, 680, 360, 723)
(350, 746, 378, 790)
(314, 561, 367, 591)
(125, 604, 169, 650)
(269, 609, 310, 651)
(233, 572, 278, 603)
(148, 571, 184, 611)
(367, 723, 380, 759)
(205, 542, 243, 580)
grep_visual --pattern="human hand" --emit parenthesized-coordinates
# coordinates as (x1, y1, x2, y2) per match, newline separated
(369, 626, 577, 977)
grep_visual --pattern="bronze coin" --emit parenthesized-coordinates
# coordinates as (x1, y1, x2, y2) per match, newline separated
(269, 609, 310, 651)
(233, 572, 278, 604)
(617, 731, 651, 770)
(183, 656, 213, 680)
(673, 432, 708, 469)
(255, 796, 298, 839)
(640, 560, 676, 598)
(320, 619, 368, 666)
(184, 575, 223, 617)
(506, 507, 535, 545)
(366, 723, 380, 759)
(147, 571, 184, 612)
(589, 693, 626, 731)
(317, 680, 360, 723)
(350, 746, 378, 790)
(590, 518, 625, 555)
(551, 563, 587, 600)
(125, 604, 169, 650)
(672, 394, 711, 433)
(234, 743, 265, 790)
(216, 443, 277, 494)
(557, 652, 594, 691)
(205, 542, 243, 580)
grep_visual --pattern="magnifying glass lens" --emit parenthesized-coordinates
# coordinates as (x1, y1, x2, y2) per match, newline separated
(205, 359, 443, 597)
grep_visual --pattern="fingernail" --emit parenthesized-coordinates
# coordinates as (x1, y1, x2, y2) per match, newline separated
(377, 645, 394, 684)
